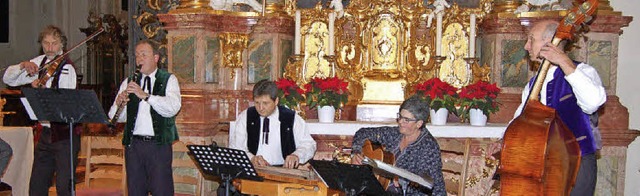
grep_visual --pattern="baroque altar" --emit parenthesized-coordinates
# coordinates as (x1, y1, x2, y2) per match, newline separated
(144, 0, 638, 195)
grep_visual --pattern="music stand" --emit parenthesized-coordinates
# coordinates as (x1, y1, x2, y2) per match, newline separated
(21, 88, 108, 196)
(186, 144, 263, 196)
(362, 157, 434, 196)
(309, 160, 387, 196)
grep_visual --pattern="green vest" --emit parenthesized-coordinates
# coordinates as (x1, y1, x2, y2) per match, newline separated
(122, 69, 179, 145)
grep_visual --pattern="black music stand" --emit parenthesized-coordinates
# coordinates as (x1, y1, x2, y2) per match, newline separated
(21, 88, 108, 196)
(187, 144, 263, 196)
(310, 160, 387, 196)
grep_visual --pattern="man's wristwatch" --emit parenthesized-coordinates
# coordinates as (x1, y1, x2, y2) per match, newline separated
(144, 94, 150, 102)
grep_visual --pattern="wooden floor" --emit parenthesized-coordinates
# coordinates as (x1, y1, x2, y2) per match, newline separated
(47, 165, 125, 196)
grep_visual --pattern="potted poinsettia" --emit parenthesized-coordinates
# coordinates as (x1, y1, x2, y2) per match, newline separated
(304, 76, 349, 123)
(414, 78, 458, 125)
(275, 78, 305, 110)
(458, 81, 501, 126)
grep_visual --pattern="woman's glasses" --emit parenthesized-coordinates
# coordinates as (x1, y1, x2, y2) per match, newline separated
(396, 113, 419, 123)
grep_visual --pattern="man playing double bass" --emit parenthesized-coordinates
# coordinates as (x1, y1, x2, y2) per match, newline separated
(2, 25, 80, 196)
(513, 20, 606, 195)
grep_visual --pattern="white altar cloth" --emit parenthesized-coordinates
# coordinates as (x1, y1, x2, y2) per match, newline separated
(230, 120, 507, 138)
(0, 126, 33, 196)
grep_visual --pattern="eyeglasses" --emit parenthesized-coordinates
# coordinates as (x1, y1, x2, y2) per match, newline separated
(396, 113, 419, 123)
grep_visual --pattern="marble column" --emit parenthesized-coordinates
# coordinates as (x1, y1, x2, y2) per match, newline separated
(158, 9, 294, 194)
(478, 11, 526, 124)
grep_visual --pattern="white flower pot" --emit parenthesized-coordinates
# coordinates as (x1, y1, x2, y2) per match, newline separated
(469, 108, 487, 126)
(430, 108, 448, 125)
(318, 106, 336, 123)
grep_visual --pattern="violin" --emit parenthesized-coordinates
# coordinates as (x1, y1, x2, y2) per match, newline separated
(33, 28, 104, 87)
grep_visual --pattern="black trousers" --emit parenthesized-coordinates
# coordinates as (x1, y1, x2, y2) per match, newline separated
(29, 127, 81, 196)
(125, 137, 174, 196)
(570, 153, 597, 196)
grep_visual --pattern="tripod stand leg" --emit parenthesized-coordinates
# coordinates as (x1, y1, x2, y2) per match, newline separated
(69, 122, 75, 196)
(223, 173, 231, 196)
(399, 178, 409, 196)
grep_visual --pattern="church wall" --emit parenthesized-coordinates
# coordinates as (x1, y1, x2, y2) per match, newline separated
(0, 0, 50, 89)
(610, 1, 640, 195)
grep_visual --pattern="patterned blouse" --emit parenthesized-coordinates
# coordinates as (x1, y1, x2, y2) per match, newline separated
(352, 126, 446, 196)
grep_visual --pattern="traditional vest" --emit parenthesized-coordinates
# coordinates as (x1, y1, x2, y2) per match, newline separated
(246, 106, 296, 160)
(528, 63, 597, 155)
(122, 69, 179, 145)
(42, 56, 83, 141)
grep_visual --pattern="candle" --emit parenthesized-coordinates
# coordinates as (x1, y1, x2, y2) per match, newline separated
(294, 10, 301, 55)
(233, 69, 239, 90)
(469, 14, 476, 58)
(261, 0, 266, 16)
(436, 13, 443, 56)
(328, 12, 335, 55)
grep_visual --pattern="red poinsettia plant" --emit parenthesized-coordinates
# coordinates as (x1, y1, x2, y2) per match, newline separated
(414, 78, 458, 111)
(458, 81, 501, 116)
(275, 78, 305, 109)
(304, 76, 349, 109)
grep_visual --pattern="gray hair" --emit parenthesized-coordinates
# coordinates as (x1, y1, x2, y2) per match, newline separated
(538, 20, 568, 48)
(252, 79, 278, 101)
(541, 22, 558, 41)
(400, 95, 430, 129)
(38, 25, 67, 51)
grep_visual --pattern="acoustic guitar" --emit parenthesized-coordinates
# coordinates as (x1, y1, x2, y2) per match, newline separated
(361, 139, 395, 189)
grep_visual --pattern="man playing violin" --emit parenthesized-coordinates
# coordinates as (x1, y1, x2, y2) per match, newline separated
(2, 25, 80, 196)
(514, 20, 606, 196)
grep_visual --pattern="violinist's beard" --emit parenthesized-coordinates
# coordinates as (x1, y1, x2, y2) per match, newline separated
(45, 50, 62, 60)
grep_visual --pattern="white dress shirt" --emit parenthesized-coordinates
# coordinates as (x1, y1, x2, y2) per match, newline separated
(3, 55, 76, 89)
(230, 107, 317, 165)
(3, 55, 77, 127)
(108, 68, 182, 136)
(514, 63, 607, 118)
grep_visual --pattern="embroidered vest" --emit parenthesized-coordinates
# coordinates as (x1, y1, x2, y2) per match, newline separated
(43, 56, 83, 141)
(527, 63, 597, 155)
(246, 106, 296, 160)
(122, 69, 179, 145)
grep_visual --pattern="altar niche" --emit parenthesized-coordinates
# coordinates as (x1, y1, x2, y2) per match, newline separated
(285, 0, 490, 107)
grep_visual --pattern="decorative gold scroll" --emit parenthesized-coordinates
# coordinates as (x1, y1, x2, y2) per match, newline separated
(219, 33, 249, 73)
(286, 0, 491, 104)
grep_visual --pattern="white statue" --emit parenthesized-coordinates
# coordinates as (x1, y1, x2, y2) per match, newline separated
(526, 0, 557, 7)
(427, 0, 450, 27)
(433, 0, 451, 14)
(209, 0, 263, 12)
(526, 0, 563, 11)
(514, 4, 530, 14)
(329, 0, 344, 18)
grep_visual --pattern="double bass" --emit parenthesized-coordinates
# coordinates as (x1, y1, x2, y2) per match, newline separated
(499, 1, 599, 195)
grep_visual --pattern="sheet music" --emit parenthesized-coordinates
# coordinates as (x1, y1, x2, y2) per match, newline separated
(20, 97, 37, 120)
(364, 157, 434, 189)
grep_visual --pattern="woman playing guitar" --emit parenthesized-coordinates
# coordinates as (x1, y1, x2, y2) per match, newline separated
(350, 95, 446, 195)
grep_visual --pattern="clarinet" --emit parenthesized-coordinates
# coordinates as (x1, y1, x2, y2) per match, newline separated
(109, 66, 141, 128)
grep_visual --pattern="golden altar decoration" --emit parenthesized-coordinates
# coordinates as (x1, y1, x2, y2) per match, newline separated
(285, 0, 492, 105)
(147, 0, 635, 195)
